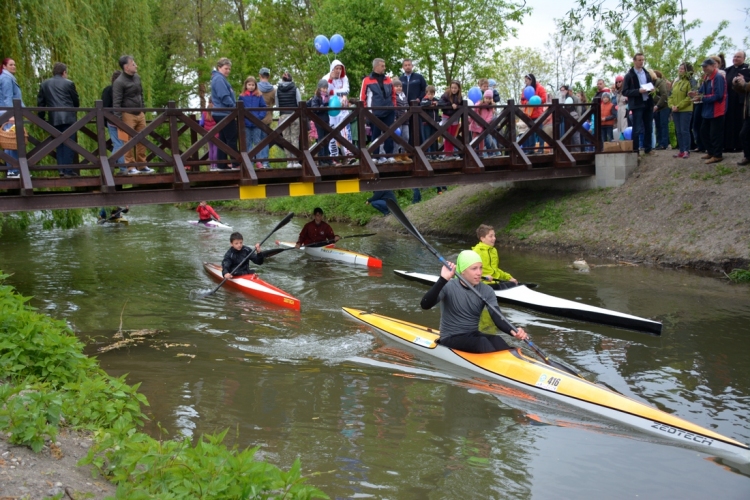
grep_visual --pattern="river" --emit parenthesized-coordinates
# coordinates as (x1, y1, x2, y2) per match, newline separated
(1, 204, 749, 499)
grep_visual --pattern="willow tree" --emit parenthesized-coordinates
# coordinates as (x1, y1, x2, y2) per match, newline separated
(1, 0, 154, 107)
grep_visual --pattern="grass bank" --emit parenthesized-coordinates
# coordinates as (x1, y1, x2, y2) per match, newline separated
(0, 274, 327, 499)
(378, 152, 750, 272)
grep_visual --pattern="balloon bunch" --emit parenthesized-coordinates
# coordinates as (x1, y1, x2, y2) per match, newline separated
(314, 34, 345, 54)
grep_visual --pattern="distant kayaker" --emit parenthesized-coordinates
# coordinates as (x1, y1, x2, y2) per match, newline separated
(196, 201, 220, 224)
(98, 206, 129, 221)
(472, 224, 519, 290)
(222, 232, 264, 279)
(292, 207, 340, 248)
(420, 250, 528, 353)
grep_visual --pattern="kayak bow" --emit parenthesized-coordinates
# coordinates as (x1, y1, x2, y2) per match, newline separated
(203, 262, 300, 310)
(278, 241, 382, 268)
(394, 270, 662, 335)
(342, 307, 749, 462)
(189, 219, 232, 230)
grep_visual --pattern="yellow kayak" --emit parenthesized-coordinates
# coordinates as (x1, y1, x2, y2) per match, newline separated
(343, 307, 750, 463)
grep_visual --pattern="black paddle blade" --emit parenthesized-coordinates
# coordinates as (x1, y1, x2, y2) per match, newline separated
(386, 199, 424, 243)
(261, 212, 294, 245)
(261, 247, 292, 258)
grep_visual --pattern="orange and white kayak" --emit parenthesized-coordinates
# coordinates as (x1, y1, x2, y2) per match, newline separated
(277, 241, 382, 268)
(343, 307, 750, 463)
(203, 262, 300, 311)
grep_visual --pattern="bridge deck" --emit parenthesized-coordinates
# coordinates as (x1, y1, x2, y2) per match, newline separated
(0, 98, 603, 211)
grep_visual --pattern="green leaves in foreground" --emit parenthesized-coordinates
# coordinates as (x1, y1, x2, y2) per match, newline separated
(84, 429, 327, 499)
(0, 274, 328, 499)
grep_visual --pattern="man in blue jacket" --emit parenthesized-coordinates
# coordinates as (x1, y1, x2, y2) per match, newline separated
(210, 58, 238, 170)
(366, 190, 397, 216)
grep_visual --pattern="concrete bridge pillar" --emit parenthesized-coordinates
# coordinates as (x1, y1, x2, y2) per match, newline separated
(594, 152, 638, 188)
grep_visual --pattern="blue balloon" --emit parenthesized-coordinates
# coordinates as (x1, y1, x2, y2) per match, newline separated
(328, 96, 341, 116)
(529, 95, 542, 105)
(330, 34, 345, 54)
(523, 85, 535, 100)
(623, 126, 633, 140)
(314, 35, 330, 54)
(583, 121, 591, 131)
(395, 127, 402, 137)
(468, 86, 482, 104)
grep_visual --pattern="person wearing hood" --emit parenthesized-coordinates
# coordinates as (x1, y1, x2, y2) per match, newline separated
(274, 70, 302, 168)
(257, 68, 276, 168)
(324, 59, 350, 162)
(420, 250, 528, 354)
(668, 62, 695, 158)
(360, 58, 397, 163)
(210, 58, 238, 170)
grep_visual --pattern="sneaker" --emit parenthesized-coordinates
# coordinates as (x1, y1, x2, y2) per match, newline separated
(673, 152, 684, 158)
(139, 167, 154, 173)
(127, 169, 141, 175)
(210, 166, 218, 171)
(7, 172, 19, 179)
(286, 162, 294, 168)
(292, 162, 302, 168)
(262, 163, 271, 169)
(255, 162, 263, 169)
(682, 153, 690, 159)
(376, 157, 387, 164)
(387, 157, 396, 163)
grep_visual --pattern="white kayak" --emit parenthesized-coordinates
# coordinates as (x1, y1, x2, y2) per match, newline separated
(189, 219, 232, 230)
(394, 270, 662, 335)
(278, 241, 382, 268)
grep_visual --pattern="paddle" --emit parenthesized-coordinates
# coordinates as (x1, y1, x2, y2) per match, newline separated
(191, 212, 294, 299)
(384, 198, 583, 379)
(98, 206, 128, 224)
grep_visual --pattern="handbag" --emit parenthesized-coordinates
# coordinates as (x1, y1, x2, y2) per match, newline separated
(0, 123, 28, 150)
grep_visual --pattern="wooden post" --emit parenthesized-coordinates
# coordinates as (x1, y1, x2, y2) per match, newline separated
(168, 101, 189, 188)
(13, 99, 33, 195)
(95, 100, 116, 192)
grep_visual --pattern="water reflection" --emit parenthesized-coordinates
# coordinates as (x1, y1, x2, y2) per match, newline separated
(0, 204, 748, 497)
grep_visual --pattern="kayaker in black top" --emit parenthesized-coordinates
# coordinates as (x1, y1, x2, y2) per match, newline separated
(98, 206, 129, 221)
(222, 232, 264, 278)
(420, 250, 528, 353)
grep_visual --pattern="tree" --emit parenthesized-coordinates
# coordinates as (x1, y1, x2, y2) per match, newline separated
(596, 1, 732, 80)
(312, 0, 404, 96)
(395, 0, 530, 87)
(545, 19, 595, 92)
(482, 46, 552, 103)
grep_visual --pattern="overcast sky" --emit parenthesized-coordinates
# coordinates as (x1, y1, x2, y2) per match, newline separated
(508, 0, 748, 53)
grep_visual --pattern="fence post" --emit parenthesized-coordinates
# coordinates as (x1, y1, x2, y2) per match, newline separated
(13, 99, 33, 195)
(168, 101, 189, 188)
(96, 100, 115, 192)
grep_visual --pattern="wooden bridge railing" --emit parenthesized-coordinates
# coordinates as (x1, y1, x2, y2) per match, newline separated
(0, 98, 601, 207)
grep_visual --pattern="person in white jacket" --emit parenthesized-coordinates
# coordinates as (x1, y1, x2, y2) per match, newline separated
(324, 59, 350, 161)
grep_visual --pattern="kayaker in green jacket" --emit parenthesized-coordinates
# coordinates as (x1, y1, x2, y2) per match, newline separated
(471, 224, 518, 290)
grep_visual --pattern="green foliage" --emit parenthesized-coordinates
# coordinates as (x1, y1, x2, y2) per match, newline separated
(313, 0, 405, 96)
(482, 46, 552, 102)
(727, 266, 750, 283)
(0, 275, 327, 498)
(83, 430, 327, 499)
(396, 0, 530, 86)
(503, 199, 565, 239)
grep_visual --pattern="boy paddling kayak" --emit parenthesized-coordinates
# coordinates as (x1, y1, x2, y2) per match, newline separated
(421, 250, 528, 353)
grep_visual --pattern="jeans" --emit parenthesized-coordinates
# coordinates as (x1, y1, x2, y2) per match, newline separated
(631, 105, 654, 152)
(370, 111, 395, 156)
(312, 123, 330, 163)
(4, 148, 18, 176)
(214, 114, 237, 168)
(245, 126, 267, 163)
(257, 128, 269, 166)
(654, 108, 670, 148)
(700, 115, 725, 159)
(421, 124, 437, 152)
(412, 188, 421, 203)
(600, 126, 613, 145)
(370, 200, 390, 215)
(740, 116, 750, 160)
(55, 123, 78, 176)
(107, 124, 125, 169)
(672, 111, 692, 153)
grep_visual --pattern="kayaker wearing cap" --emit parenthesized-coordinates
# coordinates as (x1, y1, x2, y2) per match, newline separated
(420, 250, 528, 353)
(293, 207, 340, 248)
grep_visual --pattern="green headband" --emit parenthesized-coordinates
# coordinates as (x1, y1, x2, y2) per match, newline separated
(455, 250, 482, 274)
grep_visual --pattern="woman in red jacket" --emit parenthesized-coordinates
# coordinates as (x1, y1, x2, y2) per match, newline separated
(519, 74, 548, 153)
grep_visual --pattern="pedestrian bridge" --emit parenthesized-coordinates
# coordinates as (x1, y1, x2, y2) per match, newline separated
(0, 98, 608, 212)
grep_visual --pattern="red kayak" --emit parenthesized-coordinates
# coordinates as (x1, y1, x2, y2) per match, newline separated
(203, 262, 300, 311)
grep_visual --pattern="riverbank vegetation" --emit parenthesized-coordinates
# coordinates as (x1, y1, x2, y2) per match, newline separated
(0, 274, 327, 499)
